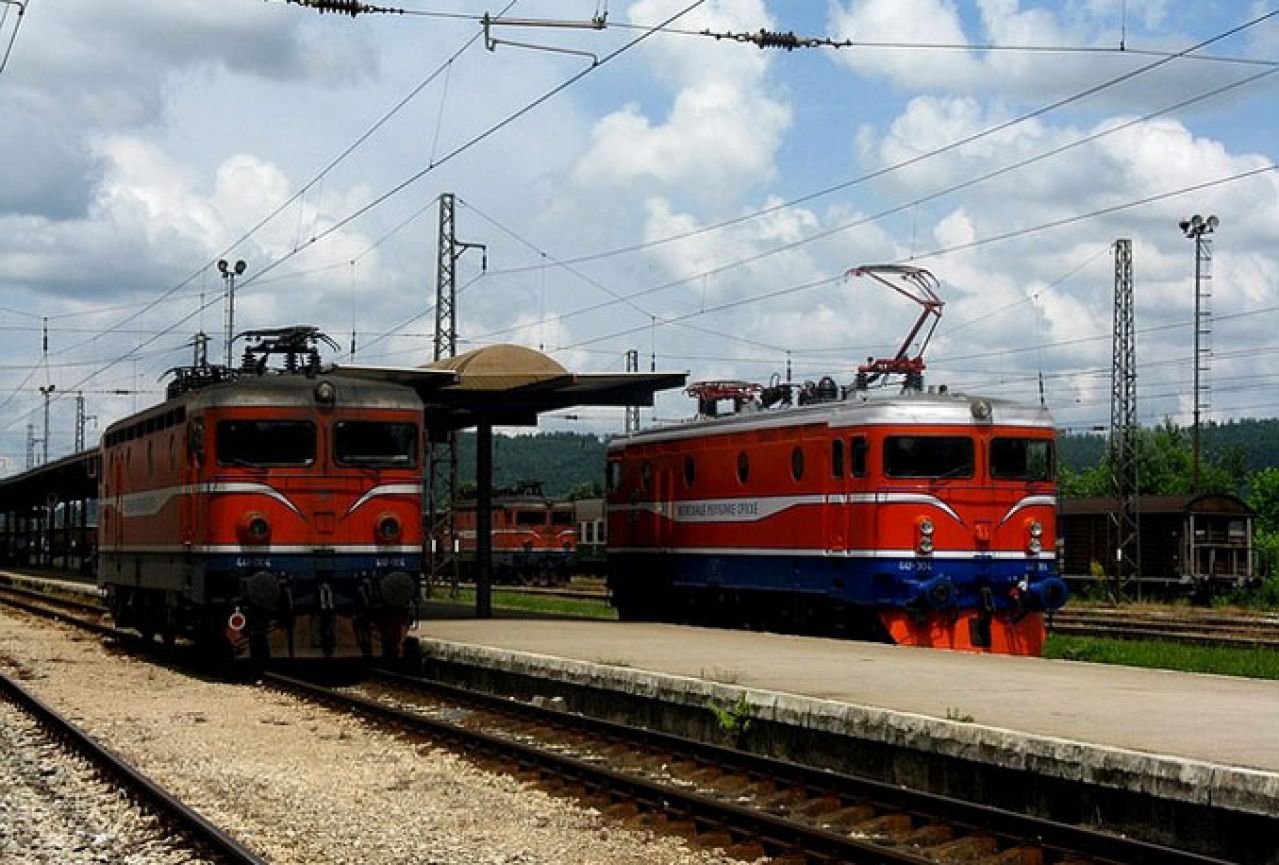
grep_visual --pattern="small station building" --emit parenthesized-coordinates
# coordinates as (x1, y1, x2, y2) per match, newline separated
(1058, 492, 1256, 592)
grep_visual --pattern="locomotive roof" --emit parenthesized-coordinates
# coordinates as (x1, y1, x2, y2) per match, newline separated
(104, 371, 423, 436)
(611, 388, 1054, 449)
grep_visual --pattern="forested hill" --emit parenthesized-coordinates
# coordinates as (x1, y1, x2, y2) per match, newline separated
(1059, 417, 1279, 475)
(454, 417, 1279, 499)
(455, 431, 609, 498)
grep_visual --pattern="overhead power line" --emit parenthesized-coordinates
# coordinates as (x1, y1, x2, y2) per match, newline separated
(488, 8, 1279, 279)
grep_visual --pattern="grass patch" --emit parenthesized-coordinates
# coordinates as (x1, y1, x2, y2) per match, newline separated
(1045, 633, 1279, 680)
(427, 587, 617, 620)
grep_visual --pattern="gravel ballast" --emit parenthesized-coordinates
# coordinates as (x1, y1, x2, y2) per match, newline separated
(0, 611, 746, 865)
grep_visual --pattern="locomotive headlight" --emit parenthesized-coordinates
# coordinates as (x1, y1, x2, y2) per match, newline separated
(1027, 519, 1043, 539)
(917, 516, 935, 554)
(314, 380, 336, 405)
(376, 514, 402, 543)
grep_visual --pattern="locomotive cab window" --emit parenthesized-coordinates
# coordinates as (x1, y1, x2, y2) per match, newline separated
(216, 420, 315, 467)
(884, 435, 973, 479)
(516, 510, 546, 527)
(990, 437, 1054, 481)
(334, 421, 419, 467)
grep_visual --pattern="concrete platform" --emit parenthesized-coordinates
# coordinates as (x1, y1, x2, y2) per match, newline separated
(411, 617, 1279, 862)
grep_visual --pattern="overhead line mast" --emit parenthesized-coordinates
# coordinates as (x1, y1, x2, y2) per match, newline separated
(1108, 239, 1139, 601)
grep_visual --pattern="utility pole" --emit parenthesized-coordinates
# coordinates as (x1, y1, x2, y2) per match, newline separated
(218, 259, 247, 368)
(39, 384, 55, 464)
(624, 349, 640, 434)
(1179, 215, 1217, 493)
(427, 193, 486, 598)
(1108, 239, 1139, 600)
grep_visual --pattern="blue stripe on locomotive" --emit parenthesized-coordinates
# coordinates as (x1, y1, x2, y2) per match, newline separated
(610, 551, 1065, 613)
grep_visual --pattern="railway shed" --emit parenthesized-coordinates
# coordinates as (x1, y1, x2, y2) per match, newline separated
(0, 450, 98, 575)
(1059, 492, 1255, 593)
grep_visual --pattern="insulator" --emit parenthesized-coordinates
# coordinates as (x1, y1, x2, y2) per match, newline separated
(755, 29, 801, 50)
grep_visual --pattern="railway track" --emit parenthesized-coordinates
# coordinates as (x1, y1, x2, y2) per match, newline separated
(268, 667, 1229, 865)
(0, 572, 1253, 863)
(0, 668, 268, 865)
(1052, 606, 1279, 649)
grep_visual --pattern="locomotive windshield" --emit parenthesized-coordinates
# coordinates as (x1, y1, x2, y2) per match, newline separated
(883, 435, 974, 479)
(990, 437, 1054, 481)
(217, 420, 315, 467)
(334, 421, 419, 467)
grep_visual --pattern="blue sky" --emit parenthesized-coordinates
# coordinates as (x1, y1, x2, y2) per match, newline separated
(0, 0, 1277, 472)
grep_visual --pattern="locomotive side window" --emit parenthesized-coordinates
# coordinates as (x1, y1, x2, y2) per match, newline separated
(683, 456, 696, 488)
(640, 460, 651, 491)
(516, 510, 546, 526)
(831, 440, 844, 478)
(850, 436, 868, 477)
(990, 438, 1054, 481)
(606, 460, 620, 492)
(736, 451, 750, 484)
(217, 420, 315, 467)
(334, 421, 418, 467)
(790, 446, 805, 481)
(883, 436, 973, 479)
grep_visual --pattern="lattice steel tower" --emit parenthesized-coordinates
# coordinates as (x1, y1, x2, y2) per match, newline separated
(427, 194, 485, 594)
(1108, 239, 1140, 599)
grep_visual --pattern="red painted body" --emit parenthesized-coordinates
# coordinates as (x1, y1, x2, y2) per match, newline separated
(607, 389, 1067, 654)
(99, 373, 424, 659)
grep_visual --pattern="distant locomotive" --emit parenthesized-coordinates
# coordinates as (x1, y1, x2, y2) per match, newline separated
(99, 327, 425, 660)
(450, 482, 577, 584)
(605, 266, 1068, 654)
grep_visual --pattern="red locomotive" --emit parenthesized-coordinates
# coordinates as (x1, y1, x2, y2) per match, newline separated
(450, 482, 577, 584)
(99, 328, 426, 659)
(605, 267, 1067, 655)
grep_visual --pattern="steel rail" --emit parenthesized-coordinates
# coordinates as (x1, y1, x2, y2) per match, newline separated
(265, 671, 943, 865)
(278, 669, 1232, 865)
(0, 580, 107, 615)
(0, 669, 269, 865)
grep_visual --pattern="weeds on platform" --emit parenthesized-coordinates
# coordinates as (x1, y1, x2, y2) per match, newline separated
(1045, 634, 1279, 680)
(711, 694, 755, 743)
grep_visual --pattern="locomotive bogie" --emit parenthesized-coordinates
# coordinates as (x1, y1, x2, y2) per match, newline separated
(606, 391, 1068, 655)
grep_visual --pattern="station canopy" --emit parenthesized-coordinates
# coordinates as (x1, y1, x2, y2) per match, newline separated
(336, 343, 686, 432)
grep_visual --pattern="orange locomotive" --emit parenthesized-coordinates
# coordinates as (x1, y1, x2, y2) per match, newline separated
(450, 483, 577, 584)
(99, 328, 424, 659)
(605, 267, 1068, 655)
